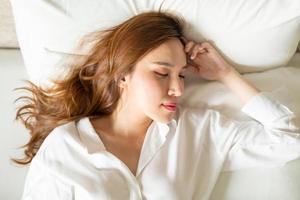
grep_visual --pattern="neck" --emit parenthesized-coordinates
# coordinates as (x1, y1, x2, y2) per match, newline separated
(108, 106, 153, 138)
(92, 100, 153, 138)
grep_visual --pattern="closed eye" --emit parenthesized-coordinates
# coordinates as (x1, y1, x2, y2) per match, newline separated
(155, 72, 168, 77)
(155, 72, 185, 79)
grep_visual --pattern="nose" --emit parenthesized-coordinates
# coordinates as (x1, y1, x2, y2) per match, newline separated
(168, 77, 184, 97)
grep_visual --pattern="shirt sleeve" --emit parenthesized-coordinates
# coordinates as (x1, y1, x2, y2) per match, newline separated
(21, 159, 73, 200)
(212, 92, 300, 172)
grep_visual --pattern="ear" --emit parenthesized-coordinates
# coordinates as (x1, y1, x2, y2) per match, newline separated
(118, 75, 130, 88)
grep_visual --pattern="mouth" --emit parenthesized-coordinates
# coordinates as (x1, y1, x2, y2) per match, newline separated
(162, 103, 177, 112)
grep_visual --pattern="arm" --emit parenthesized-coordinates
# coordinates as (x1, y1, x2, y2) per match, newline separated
(219, 69, 259, 104)
(219, 92, 300, 171)
(183, 39, 300, 170)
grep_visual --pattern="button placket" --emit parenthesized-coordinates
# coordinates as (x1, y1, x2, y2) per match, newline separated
(106, 152, 143, 199)
(136, 122, 170, 176)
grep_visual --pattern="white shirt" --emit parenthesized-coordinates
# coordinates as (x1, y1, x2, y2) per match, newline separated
(22, 92, 300, 200)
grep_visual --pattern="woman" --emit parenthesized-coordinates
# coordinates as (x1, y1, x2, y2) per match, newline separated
(15, 11, 299, 200)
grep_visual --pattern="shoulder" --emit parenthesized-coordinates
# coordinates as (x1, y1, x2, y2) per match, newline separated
(24, 119, 89, 194)
(39, 120, 79, 150)
(33, 119, 83, 166)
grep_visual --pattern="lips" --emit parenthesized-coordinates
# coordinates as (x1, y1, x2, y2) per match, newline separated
(162, 103, 177, 112)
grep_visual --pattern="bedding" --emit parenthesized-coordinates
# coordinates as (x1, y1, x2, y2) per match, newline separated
(10, 0, 300, 86)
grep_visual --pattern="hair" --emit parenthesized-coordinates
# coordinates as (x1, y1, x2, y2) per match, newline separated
(13, 11, 185, 165)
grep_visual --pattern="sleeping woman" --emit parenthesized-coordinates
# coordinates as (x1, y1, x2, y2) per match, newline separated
(15, 11, 300, 200)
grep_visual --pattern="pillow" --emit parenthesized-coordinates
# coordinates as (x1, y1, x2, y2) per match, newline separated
(0, 0, 19, 48)
(10, 0, 139, 86)
(167, 0, 300, 73)
(10, 0, 300, 86)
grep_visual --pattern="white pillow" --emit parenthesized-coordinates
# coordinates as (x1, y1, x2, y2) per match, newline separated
(165, 0, 300, 73)
(11, 0, 300, 84)
(10, 0, 300, 86)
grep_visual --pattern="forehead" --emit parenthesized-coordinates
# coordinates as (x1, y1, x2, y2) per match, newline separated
(138, 38, 187, 68)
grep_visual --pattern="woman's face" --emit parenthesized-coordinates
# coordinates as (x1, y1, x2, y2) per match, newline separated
(122, 38, 187, 123)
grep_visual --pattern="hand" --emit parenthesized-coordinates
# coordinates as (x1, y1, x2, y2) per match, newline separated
(182, 37, 259, 103)
(183, 38, 235, 82)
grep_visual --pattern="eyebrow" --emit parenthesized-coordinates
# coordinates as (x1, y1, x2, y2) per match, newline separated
(152, 61, 188, 69)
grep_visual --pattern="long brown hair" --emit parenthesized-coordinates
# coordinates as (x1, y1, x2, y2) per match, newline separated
(13, 11, 185, 165)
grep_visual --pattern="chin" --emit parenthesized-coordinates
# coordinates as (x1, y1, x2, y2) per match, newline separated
(148, 107, 175, 124)
(161, 119, 173, 124)
(156, 114, 175, 124)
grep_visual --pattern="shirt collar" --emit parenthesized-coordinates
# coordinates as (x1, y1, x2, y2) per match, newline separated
(77, 117, 106, 154)
(76, 106, 180, 155)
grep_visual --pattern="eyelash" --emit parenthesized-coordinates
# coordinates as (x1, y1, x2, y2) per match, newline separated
(155, 72, 185, 79)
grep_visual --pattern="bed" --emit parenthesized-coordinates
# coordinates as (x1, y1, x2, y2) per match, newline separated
(1, 0, 300, 199)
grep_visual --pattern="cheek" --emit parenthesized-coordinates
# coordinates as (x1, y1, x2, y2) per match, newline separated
(132, 73, 166, 104)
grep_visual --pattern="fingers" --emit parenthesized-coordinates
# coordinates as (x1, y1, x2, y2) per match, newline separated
(185, 41, 201, 58)
(184, 39, 212, 59)
(184, 41, 195, 53)
(200, 41, 214, 51)
(190, 44, 208, 59)
(190, 44, 200, 59)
